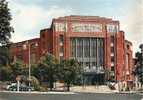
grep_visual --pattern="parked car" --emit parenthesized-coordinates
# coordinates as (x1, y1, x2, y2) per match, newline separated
(7, 83, 34, 91)
(6, 83, 17, 90)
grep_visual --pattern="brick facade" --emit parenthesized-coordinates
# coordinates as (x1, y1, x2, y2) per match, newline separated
(9, 38, 41, 65)
(9, 15, 133, 83)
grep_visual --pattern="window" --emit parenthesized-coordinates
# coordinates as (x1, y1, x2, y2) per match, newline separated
(110, 36, 114, 43)
(111, 47, 114, 53)
(55, 23, 67, 32)
(60, 56, 63, 61)
(70, 37, 104, 73)
(79, 62, 83, 66)
(84, 39, 90, 57)
(70, 38, 76, 57)
(107, 24, 117, 33)
(59, 35, 64, 43)
(98, 39, 104, 66)
(92, 62, 96, 66)
(77, 38, 83, 57)
(111, 67, 114, 71)
(85, 62, 90, 67)
(111, 56, 115, 62)
(60, 47, 64, 53)
(91, 39, 97, 57)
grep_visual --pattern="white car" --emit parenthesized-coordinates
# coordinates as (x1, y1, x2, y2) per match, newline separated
(6, 83, 17, 90)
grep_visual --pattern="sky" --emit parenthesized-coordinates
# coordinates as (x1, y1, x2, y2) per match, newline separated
(7, 0, 143, 55)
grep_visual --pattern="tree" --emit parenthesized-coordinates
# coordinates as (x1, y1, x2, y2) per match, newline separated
(30, 76, 40, 91)
(32, 64, 47, 84)
(59, 59, 81, 91)
(0, 45, 10, 65)
(0, 45, 10, 81)
(37, 53, 59, 91)
(0, 0, 14, 81)
(0, 0, 14, 45)
(10, 60, 25, 81)
(0, 64, 12, 81)
(134, 52, 143, 87)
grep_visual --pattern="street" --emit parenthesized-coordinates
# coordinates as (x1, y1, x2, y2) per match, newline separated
(0, 92, 142, 100)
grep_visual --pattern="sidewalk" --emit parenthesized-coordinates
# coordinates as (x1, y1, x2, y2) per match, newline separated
(1, 85, 138, 94)
(70, 85, 119, 93)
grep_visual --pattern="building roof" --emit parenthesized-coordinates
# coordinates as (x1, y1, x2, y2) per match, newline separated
(53, 15, 119, 23)
(10, 38, 40, 47)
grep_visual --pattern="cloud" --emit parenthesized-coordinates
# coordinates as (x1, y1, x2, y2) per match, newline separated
(7, 0, 143, 55)
(8, 1, 74, 42)
(119, 0, 143, 54)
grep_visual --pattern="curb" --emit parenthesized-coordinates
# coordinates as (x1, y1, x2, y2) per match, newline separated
(0, 91, 76, 94)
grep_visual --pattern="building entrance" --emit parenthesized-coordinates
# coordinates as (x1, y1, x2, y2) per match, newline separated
(83, 73, 105, 85)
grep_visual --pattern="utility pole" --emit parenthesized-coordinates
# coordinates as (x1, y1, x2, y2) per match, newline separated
(28, 44, 31, 91)
(23, 41, 38, 92)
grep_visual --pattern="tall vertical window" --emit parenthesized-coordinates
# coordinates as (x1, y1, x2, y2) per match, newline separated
(111, 47, 114, 53)
(70, 38, 76, 57)
(70, 37, 104, 72)
(59, 35, 64, 61)
(91, 38, 97, 58)
(110, 36, 114, 43)
(77, 38, 83, 57)
(84, 38, 90, 57)
(98, 39, 104, 67)
(59, 35, 64, 43)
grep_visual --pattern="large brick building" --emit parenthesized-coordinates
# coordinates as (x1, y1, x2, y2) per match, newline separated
(9, 15, 133, 85)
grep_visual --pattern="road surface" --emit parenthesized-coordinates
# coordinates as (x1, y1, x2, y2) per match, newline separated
(0, 92, 142, 100)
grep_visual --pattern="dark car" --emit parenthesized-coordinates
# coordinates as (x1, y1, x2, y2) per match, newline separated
(8, 85, 34, 91)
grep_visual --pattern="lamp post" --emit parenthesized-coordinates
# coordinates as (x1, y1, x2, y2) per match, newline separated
(23, 41, 38, 91)
(28, 44, 31, 91)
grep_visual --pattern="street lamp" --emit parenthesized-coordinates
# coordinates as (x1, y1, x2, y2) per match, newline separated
(23, 41, 38, 91)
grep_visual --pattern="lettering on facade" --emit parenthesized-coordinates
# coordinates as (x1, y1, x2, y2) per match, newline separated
(71, 23, 102, 32)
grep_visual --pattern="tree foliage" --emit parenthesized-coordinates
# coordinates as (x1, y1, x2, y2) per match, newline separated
(59, 59, 81, 91)
(37, 53, 59, 90)
(10, 60, 25, 81)
(33, 53, 82, 91)
(134, 51, 143, 84)
(0, 60, 26, 81)
(0, 0, 14, 45)
(0, 0, 14, 81)
(0, 65, 12, 81)
(0, 45, 10, 65)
